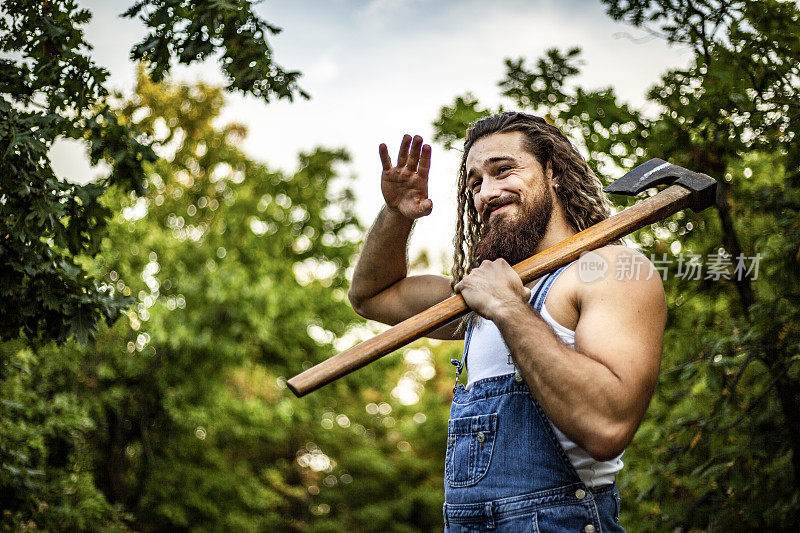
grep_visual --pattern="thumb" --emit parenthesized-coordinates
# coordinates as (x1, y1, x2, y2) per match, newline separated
(523, 286, 532, 302)
(419, 198, 433, 216)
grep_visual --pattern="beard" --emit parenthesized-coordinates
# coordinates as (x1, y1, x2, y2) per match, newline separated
(473, 191, 553, 266)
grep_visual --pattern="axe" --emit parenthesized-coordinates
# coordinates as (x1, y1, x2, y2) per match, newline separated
(287, 158, 716, 397)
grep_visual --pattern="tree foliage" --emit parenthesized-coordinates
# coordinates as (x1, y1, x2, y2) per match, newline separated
(433, 0, 800, 529)
(0, 0, 306, 345)
(1, 72, 458, 531)
(123, 0, 308, 102)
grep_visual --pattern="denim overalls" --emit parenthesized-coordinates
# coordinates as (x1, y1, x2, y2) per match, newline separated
(443, 265, 625, 532)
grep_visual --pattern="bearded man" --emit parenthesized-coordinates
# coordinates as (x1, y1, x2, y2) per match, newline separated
(348, 112, 666, 532)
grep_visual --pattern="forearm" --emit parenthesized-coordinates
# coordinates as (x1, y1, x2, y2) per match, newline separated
(494, 301, 629, 460)
(348, 206, 414, 312)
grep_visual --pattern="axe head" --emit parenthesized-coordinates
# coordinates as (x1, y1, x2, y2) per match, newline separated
(603, 158, 717, 212)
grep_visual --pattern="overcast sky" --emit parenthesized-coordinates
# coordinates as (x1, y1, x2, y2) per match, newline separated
(50, 0, 693, 268)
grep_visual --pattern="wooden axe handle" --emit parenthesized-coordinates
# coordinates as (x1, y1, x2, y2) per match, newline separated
(287, 184, 694, 397)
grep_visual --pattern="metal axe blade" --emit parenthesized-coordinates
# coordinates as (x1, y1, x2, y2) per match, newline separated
(603, 158, 717, 212)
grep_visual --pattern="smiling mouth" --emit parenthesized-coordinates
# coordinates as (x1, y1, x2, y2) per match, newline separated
(487, 203, 513, 219)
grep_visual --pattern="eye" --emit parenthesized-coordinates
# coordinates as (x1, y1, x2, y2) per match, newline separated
(469, 179, 482, 193)
(497, 165, 512, 174)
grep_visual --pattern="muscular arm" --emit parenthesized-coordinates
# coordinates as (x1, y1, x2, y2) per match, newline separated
(348, 206, 455, 334)
(455, 247, 666, 460)
(348, 135, 459, 339)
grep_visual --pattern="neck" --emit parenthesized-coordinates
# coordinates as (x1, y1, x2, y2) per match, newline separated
(533, 211, 576, 255)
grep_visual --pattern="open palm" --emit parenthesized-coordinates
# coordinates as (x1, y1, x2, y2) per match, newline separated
(379, 134, 433, 220)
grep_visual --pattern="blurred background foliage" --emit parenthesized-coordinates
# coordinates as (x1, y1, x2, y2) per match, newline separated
(2, 0, 799, 531)
(2, 67, 458, 531)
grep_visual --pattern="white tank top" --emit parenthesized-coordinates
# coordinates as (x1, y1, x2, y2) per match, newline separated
(464, 270, 624, 488)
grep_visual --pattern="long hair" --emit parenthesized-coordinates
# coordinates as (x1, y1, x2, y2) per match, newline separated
(451, 112, 616, 289)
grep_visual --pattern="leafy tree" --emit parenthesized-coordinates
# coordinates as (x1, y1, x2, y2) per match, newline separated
(2, 71, 458, 532)
(433, 0, 800, 529)
(0, 0, 306, 345)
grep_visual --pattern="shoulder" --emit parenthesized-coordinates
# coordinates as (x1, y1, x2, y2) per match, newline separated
(586, 243, 646, 262)
(574, 244, 666, 311)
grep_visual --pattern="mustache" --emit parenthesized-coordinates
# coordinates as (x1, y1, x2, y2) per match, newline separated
(482, 195, 518, 219)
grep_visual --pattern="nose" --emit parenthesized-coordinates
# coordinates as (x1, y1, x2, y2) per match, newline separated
(476, 176, 502, 207)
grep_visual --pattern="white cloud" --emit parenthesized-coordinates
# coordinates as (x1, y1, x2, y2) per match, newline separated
(358, 0, 430, 25)
(305, 54, 341, 84)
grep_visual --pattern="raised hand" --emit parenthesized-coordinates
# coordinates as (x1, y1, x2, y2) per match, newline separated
(379, 134, 433, 220)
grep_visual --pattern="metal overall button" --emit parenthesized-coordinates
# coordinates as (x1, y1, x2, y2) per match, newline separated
(575, 488, 586, 500)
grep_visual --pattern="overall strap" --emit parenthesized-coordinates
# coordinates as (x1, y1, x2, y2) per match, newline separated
(532, 263, 570, 312)
(451, 322, 474, 389)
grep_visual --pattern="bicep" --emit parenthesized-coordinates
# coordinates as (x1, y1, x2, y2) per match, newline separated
(573, 257, 666, 414)
(354, 274, 463, 340)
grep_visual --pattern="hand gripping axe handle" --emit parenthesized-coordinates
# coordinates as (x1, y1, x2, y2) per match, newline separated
(287, 159, 717, 397)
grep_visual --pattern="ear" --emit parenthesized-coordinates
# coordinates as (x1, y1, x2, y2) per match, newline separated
(544, 161, 557, 187)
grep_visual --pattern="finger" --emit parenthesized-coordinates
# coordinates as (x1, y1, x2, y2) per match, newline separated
(406, 135, 423, 171)
(379, 143, 391, 171)
(524, 286, 532, 301)
(397, 134, 412, 168)
(418, 144, 432, 179)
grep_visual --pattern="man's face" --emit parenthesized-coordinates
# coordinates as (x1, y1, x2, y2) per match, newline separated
(464, 131, 555, 264)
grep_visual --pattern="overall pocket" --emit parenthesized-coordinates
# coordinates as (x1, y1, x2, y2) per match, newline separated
(445, 413, 498, 487)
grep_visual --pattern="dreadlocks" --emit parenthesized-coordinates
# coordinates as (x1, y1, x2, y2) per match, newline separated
(451, 112, 615, 290)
